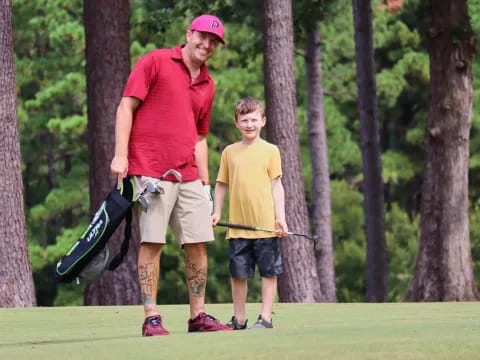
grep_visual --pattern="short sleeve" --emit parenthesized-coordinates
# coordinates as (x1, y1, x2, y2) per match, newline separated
(122, 52, 157, 101)
(216, 147, 229, 184)
(268, 145, 282, 180)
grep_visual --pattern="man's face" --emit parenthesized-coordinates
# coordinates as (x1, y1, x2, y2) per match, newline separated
(185, 30, 220, 65)
(235, 110, 266, 141)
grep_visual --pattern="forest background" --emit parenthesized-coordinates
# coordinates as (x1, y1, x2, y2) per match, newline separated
(10, 0, 480, 306)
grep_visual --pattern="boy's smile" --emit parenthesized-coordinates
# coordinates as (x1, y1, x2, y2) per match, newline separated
(235, 110, 266, 144)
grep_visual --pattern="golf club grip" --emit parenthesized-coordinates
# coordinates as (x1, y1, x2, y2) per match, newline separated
(216, 222, 257, 231)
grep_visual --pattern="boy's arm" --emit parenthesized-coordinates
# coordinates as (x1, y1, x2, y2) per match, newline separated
(212, 181, 228, 225)
(271, 176, 288, 236)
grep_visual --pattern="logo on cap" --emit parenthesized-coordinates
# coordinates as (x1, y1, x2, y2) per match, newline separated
(211, 20, 219, 29)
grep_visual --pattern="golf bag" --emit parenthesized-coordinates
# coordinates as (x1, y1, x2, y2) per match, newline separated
(55, 178, 136, 283)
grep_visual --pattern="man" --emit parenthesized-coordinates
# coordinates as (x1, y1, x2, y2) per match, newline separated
(110, 14, 230, 336)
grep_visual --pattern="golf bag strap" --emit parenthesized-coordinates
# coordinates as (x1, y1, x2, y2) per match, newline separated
(107, 207, 132, 271)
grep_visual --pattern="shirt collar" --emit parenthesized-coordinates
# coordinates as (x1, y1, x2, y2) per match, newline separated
(172, 45, 211, 83)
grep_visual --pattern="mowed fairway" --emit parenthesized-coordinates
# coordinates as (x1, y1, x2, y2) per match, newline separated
(0, 302, 479, 360)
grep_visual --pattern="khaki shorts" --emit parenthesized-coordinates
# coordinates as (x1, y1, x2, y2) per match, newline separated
(132, 176, 214, 245)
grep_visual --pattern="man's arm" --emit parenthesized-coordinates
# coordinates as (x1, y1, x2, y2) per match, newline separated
(110, 97, 141, 189)
(212, 181, 228, 225)
(271, 177, 288, 236)
(194, 135, 209, 184)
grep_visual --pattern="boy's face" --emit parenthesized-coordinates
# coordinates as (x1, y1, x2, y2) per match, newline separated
(235, 110, 266, 141)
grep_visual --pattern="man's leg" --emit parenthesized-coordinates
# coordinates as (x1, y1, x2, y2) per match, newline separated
(184, 242, 208, 319)
(231, 277, 248, 325)
(138, 242, 163, 318)
(260, 275, 277, 323)
(174, 181, 230, 331)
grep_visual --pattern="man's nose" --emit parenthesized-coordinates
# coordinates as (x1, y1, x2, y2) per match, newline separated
(203, 38, 212, 48)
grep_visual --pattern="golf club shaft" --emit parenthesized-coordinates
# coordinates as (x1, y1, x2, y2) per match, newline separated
(217, 221, 274, 233)
(216, 221, 316, 242)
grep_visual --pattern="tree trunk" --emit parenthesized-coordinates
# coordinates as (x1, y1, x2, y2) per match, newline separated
(405, 0, 479, 301)
(0, 0, 36, 307)
(306, 24, 337, 303)
(83, 0, 141, 305)
(262, 0, 321, 302)
(352, 0, 388, 302)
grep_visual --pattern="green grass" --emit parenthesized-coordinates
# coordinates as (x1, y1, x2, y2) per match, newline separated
(1, 302, 479, 359)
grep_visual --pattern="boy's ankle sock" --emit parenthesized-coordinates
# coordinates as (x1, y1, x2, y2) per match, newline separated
(235, 317, 246, 326)
(260, 314, 271, 323)
(227, 315, 248, 330)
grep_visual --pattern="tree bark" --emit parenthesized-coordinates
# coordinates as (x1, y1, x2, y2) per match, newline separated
(83, 0, 141, 305)
(0, 0, 37, 307)
(306, 24, 337, 302)
(262, 0, 321, 302)
(406, 0, 479, 301)
(352, 0, 388, 302)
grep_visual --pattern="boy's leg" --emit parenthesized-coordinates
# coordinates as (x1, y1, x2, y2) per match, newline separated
(229, 238, 255, 328)
(254, 237, 283, 324)
(184, 242, 207, 318)
(260, 275, 277, 322)
(231, 277, 248, 325)
(138, 243, 163, 318)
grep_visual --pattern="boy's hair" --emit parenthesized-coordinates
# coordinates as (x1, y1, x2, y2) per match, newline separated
(235, 97, 265, 120)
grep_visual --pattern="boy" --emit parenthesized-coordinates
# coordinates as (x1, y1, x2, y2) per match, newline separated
(211, 97, 288, 330)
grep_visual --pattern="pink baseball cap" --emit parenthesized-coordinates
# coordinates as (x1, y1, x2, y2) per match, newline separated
(189, 14, 226, 45)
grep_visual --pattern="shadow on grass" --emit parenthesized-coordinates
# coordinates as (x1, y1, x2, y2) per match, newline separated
(0, 335, 136, 348)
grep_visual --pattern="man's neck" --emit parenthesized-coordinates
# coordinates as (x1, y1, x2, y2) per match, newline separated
(181, 47, 202, 78)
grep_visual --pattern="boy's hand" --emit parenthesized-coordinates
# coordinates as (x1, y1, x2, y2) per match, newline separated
(275, 219, 289, 237)
(211, 213, 220, 226)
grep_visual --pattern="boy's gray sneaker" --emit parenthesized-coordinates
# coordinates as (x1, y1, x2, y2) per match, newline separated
(249, 315, 274, 329)
(227, 316, 247, 330)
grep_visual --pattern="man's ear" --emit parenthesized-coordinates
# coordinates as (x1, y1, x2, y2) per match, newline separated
(186, 30, 193, 42)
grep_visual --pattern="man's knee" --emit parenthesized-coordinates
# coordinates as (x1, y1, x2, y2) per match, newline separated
(139, 242, 163, 260)
(184, 242, 207, 256)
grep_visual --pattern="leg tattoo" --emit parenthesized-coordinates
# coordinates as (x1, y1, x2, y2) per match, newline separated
(139, 263, 157, 305)
(186, 263, 206, 298)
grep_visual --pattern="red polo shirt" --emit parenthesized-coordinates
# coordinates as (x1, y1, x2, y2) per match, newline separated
(122, 45, 215, 182)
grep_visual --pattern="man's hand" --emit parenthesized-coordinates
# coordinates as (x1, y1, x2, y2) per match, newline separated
(203, 184, 213, 214)
(111, 155, 128, 189)
(275, 219, 289, 237)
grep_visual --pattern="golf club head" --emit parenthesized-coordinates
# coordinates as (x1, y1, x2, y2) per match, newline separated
(78, 246, 110, 283)
(137, 195, 150, 212)
(146, 182, 164, 194)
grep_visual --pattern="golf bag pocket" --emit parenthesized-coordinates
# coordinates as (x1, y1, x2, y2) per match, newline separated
(55, 178, 135, 283)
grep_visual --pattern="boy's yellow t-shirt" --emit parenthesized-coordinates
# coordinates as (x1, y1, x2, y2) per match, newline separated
(216, 139, 282, 239)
